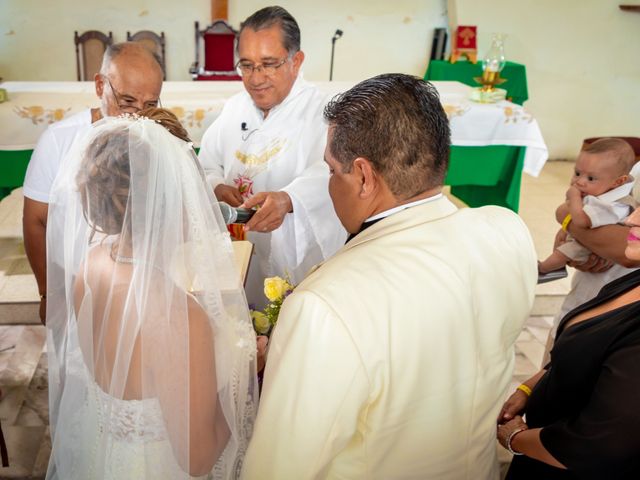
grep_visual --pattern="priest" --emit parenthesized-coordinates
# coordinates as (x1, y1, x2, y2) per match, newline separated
(198, 6, 346, 306)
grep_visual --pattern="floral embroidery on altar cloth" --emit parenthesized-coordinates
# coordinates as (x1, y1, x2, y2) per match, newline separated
(443, 103, 467, 120)
(503, 105, 533, 124)
(14, 105, 70, 125)
(167, 106, 213, 128)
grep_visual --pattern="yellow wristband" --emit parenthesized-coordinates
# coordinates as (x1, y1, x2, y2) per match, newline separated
(561, 213, 572, 232)
(517, 384, 532, 397)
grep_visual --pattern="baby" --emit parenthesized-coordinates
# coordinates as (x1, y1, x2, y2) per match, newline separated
(539, 138, 636, 275)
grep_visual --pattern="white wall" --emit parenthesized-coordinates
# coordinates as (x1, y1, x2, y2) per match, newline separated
(2, 0, 638, 159)
(453, 0, 640, 160)
(1, 0, 210, 81)
(0, 0, 446, 82)
(227, 0, 447, 81)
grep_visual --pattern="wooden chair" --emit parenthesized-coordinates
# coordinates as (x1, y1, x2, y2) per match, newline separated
(127, 30, 167, 80)
(189, 20, 241, 81)
(75, 30, 113, 81)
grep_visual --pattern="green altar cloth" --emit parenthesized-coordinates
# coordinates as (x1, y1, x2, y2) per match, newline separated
(446, 145, 524, 212)
(425, 60, 529, 105)
(0, 150, 31, 201)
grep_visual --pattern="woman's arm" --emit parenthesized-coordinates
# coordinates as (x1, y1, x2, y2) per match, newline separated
(155, 297, 230, 476)
(498, 418, 566, 469)
(500, 340, 640, 476)
(556, 202, 639, 267)
(497, 369, 546, 423)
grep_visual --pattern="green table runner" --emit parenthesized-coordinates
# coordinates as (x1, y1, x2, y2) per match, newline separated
(425, 60, 529, 105)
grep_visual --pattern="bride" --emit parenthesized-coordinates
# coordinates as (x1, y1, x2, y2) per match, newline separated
(45, 109, 258, 479)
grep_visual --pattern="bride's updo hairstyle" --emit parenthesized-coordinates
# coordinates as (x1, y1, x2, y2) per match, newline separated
(77, 108, 189, 238)
(138, 106, 191, 143)
(77, 125, 130, 237)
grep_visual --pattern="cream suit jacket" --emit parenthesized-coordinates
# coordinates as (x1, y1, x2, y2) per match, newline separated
(242, 196, 537, 480)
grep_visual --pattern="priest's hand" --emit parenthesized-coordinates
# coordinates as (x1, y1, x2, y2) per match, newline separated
(214, 184, 243, 207)
(243, 191, 293, 233)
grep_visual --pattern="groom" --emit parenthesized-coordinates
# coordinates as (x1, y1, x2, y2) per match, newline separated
(242, 74, 538, 479)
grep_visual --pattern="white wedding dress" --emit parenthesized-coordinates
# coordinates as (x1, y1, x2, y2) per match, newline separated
(45, 114, 258, 480)
(56, 333, 201, 480)
(54, 317, 254, 479)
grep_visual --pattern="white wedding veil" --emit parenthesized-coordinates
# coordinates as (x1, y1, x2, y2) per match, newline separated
(45, 112, 258, 479)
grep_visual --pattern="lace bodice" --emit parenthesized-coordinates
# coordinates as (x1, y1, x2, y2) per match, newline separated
(87, 377, 168, 443)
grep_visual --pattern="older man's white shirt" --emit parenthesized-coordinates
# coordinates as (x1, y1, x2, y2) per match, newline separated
(198, 75, 346, 304)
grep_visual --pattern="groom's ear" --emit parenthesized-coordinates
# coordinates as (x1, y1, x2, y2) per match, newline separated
(353, 157, 379, 199)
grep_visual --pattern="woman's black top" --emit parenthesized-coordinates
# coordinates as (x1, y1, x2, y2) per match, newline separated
(506, 269, 640, 479)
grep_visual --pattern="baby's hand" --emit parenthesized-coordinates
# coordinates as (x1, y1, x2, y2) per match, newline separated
(566, 185, 582, 200)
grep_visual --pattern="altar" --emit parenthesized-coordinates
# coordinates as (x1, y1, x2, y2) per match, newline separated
(0, 80, 548, 211)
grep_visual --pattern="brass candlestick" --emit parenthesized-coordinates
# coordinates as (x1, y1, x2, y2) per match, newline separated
(474, 69, 507, 92)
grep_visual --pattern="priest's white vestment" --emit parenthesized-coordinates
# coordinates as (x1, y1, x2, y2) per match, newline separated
(199, 75, 347, 305)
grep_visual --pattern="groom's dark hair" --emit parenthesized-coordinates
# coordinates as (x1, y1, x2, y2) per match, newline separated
(324, 73, 451, 199)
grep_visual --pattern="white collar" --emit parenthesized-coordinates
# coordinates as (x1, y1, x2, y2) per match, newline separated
(594, 176, 634, 203)
(366, 193, 444, 223)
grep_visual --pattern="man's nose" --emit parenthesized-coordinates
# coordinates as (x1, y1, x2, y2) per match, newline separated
(131, 101, 146, 112)
(248, 67, 268, 83)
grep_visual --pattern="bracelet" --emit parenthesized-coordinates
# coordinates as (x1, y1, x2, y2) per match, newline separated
(517, 384, 532, 397)
(506, 427, 527, 456)
(561, 213, 572, 232)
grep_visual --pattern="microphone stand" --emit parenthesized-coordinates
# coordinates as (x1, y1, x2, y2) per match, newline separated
(329, 29, 343, 81)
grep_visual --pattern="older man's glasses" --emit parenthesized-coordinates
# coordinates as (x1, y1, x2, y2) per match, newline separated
(103, 76, 161, 114)
(235, 57, 289, 77)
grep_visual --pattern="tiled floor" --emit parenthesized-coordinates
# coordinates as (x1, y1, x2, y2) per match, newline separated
(0, 161, 574, 479)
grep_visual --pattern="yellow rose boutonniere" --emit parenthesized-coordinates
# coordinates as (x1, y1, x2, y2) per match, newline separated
(264, 276, 292, 302)
(250, 276, 295, 337)
(251, 311, 271, 335)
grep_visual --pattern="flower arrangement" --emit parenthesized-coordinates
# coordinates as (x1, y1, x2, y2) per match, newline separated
(251, 276, 295, 337)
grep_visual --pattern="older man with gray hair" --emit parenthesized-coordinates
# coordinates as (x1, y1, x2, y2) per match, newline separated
(22, 42, 163, 323)
(242, 74, 537, 479)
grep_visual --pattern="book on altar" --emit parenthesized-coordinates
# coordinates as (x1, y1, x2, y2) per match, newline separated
(232, 240, 253, 286)
(169, 239, 253, 292)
